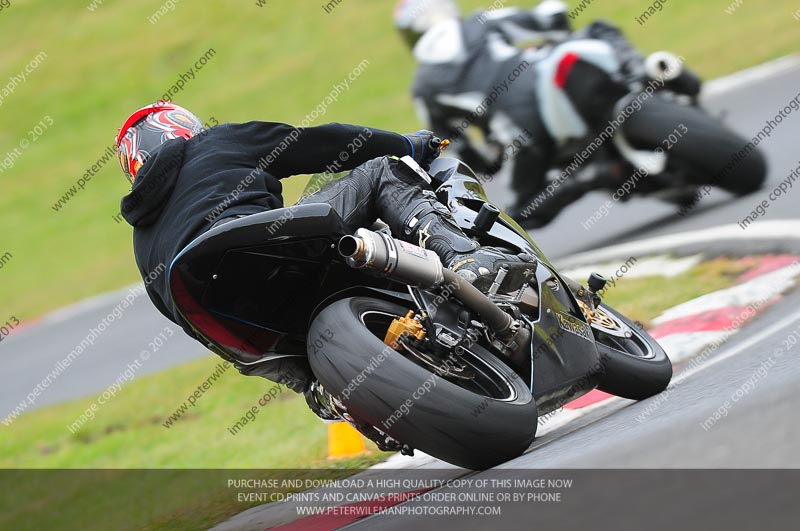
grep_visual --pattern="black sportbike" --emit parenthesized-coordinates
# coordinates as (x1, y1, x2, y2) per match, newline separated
(170, 157, 671, 470)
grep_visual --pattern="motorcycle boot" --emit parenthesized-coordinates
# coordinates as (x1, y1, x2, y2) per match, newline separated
(397, 189, 535, 294)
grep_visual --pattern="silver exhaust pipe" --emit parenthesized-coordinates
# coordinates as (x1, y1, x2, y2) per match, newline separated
(339, 228, 444, 288)
(339, 228, 526, 347)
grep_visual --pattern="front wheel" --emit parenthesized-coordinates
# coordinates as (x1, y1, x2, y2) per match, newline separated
(622, 96, 767, 197)
(307, 297, 537, 470)
(586, 304, 672, 400)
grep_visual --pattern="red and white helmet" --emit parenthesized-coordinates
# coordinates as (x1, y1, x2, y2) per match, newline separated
(116, 101, 204, 182)
(394, 0, 460, 48)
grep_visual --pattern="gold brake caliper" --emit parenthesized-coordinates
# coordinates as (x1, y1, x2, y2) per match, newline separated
(577, 300, 621, 331)
(576, 299, 596, 325)
(384, 311, 426, 350)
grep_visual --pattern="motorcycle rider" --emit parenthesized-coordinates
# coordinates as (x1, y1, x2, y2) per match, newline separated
(397, 0, 643, 226)
(396, 0, 572, 226)
(117, 101, 530, 404)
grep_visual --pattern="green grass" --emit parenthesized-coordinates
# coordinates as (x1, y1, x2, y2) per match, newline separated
(0, 354, 385, 530)
(0, 0, 797, 321)
(0, 355, 371, 468)
(600, 256, 752, 325)
(0, 467, 388, 531)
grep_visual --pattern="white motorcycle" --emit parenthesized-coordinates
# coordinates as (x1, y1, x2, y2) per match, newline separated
(515, 22, 766, 226)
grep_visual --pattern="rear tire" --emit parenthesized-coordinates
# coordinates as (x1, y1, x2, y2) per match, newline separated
(308, 297, 537, 470)
(623, 97, 767, 196)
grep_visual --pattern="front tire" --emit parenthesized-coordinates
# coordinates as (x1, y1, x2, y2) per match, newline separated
(589, 304, 672, 400)
(308, 297, 537, 470)
(623, 96, 767, 196)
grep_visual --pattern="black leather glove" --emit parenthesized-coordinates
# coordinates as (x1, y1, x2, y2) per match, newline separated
(402, 130, 442, 170)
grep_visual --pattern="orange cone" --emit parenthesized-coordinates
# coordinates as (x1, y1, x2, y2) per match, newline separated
(327, 422, 367, 459)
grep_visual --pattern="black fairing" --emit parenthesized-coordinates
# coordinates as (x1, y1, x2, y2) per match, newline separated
(528, 262, 599, 413)
(168, 204, 407, 365)
(428, 158, 547, 259)
(169, 159, 601, 410)
(429, 157, 601, 411)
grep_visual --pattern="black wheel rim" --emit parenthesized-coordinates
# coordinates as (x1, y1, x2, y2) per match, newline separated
(359, 310, 518, 402)
(590, 305, 655, 360)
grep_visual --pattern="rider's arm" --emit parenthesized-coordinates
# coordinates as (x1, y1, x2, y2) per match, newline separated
(577, 20, 643, 72)
(233, 121, 416, 179)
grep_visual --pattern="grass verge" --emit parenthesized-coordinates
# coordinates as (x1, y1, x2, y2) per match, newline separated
(600, 256, 753, 326)
(0, 0, 797, 320)
(0, 354, 385, 531)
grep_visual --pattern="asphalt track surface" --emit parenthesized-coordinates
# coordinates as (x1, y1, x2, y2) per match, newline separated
(337, 60, 800, 531)
(2, 57, 799, 451)
(333, 289, 800, 531)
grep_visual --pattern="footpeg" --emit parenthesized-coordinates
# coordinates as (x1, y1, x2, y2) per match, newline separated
(487, 267, 509, 297)
(305, 381, 345, 422)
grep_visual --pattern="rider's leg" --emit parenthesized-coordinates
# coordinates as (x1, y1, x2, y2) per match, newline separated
(506, 144, 553, 224)
(499, 110, 558, 226)
(298, 156, 529, 289)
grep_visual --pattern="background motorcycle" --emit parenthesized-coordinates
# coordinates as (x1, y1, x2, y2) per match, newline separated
(169, 157, 672, 470)
(516, 22, 768, 226)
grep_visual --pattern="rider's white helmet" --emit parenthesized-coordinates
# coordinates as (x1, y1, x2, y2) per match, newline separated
(394, 0, 461, 48)
(531, 0, 570, 31)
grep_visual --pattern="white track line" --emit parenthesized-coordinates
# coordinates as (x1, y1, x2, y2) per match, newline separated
(562, 254, 702, 281)
(672, 309, 800, 385)
(703, 54, 800, 99)
(651, 262, 800, 324)
(558, 220, 800, 268)
(40, 283, 144, 326)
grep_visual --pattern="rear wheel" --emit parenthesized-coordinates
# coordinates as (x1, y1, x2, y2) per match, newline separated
(308, 297, 537, 470)
(623, 96, 767, 196)
(584, 303, 672, 400)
